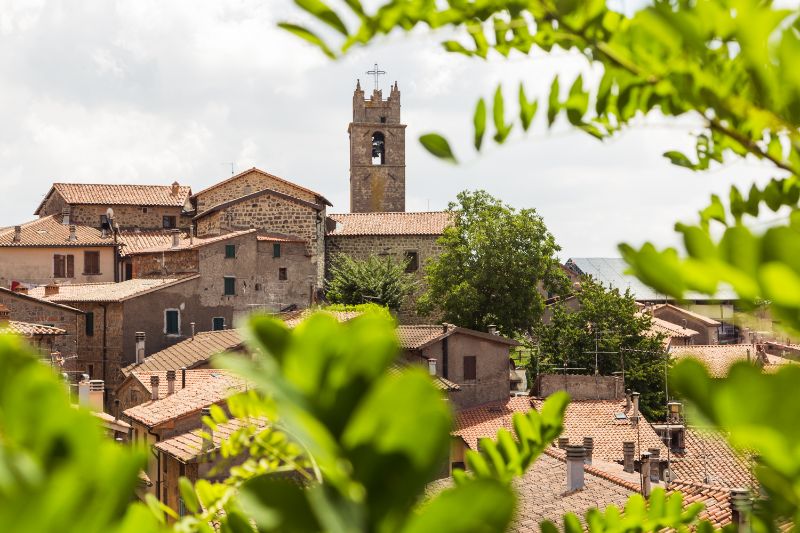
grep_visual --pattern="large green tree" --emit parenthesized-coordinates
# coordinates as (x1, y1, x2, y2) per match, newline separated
(418, 190, 567, 336)
(535, 277, 669, 418)
(326, 253, 417, 311)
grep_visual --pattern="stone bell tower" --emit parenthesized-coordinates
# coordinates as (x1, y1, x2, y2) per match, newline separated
(348, 75, 406, 213)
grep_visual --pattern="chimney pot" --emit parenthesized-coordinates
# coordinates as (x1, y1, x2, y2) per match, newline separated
(631, 392, 640, 423)
(171, 181, 180, 196)
(0, 304, 10, 323)
(150, 375, 160, 401)
(181, 366, 187, 389)
(648, 447, 661, 481)
(428, 358, 437, 376)
(730, 488, 752, 529)
(190, 322, 196, 340)
(625, 388, 632, 410)
(565, 445, 585, 492)
(640, 452, 652, 496)
(583, 437, 594, 465)
(622, 441, 636, 473)
(558, 437, 569, 449)
(166, 369, 176, 395)
(68, 224, 77, 242)
(44, 283, 59, 297)
(88, 380, 104, 411)
(488, 324, 497, 335)
(12, 225, 21, 242)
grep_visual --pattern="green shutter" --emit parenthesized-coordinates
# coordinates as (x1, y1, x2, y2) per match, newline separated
(224, 277, 236, 296)
(166, 310, 179, 334)
(273, 243, 281, 258)
(225, 244, 236, 258)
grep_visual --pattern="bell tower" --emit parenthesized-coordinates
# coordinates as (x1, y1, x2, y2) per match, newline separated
(348, 71, 406, 213)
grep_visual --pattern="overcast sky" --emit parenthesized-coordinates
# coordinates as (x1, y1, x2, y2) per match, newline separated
(0, 0, 782, 259)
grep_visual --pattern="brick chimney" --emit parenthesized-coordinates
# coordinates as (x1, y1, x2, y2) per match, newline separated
(565, 445, 585, 492)
(61, 207, 71, 225)
(135, 332, 146, 364)
(171, 229, 181, 248)
(631, 391, 640, 424)
(68, 225, 77, 242)
(0, 304, 10, 324)
(625, 389, 632, 410)
(648, 447, 661, 482)
(730, 488, 752, 529)
(166, 369, 176, 395)
(558, 437, 569, 449)
(181, 366, 187, 389)
(12, 225, 21, 243)
(171, 181, 180, 196)
(150, 375, 159, 401)
(622, 441, 635, 473)
(583, 437, 594, 465)
(640, 451, 652, 496)
(44, 283, 59, 297)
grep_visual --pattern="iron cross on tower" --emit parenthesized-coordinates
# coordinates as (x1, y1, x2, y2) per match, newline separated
(366, 63, 386, 90)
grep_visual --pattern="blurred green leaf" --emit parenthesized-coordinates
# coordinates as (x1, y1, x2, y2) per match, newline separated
(419, 133, 457, 163)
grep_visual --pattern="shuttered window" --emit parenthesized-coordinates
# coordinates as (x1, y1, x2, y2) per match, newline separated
(85, 312, 94, 337)
(278, 268, 288, 281)
(84, 251, 100, 275)
(212, 317, 225, 331)
(225, 244, 236, 258)
(54, 255, 65, 278)
(463, 356, 477, 381)
(273, 243, 281, 258)
(66, 255, 74, 278)
(224, 277, 236, 296)
(165, 309, 180, 335)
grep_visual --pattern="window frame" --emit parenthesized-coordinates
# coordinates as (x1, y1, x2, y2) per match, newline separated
(85, 311, 95, 337)
(224, 244, 236, 258)
(162, 215, 177, 229)
(83, 251, 101, 275)
(404, 250, 419, 273)
(212, 317, 225, 331)
(273, 243, 281, 258)
(223, 276, 236, 296)
(278, 267, 288, 281)
(164, 308, 180, 336)
(463, 355, 477, 382)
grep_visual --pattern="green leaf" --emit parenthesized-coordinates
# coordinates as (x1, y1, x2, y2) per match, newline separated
(663, 150, 694, 169)
(419, 133, 457, 163)
(518, 83, 538, 132)
(277, 23, 336, 59)
(179, 477, 201, 515)
(442, 40, 472, 56)
(295, 0, 349, 35)
(474, 98, 487, 151)
(492, 86, 512, 143)
(547, 76, 560, 127)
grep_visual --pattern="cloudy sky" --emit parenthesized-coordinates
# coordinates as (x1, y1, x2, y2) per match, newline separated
(0, 0, 781, 259)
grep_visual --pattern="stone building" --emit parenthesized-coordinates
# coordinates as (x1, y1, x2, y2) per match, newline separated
(349, 80, 406, 213)
(35, 182, 193, 230)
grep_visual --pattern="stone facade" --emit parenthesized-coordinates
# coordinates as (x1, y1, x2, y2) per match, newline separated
(131, 249, 198, 278)
(39, 191, 190, 230)
(325, 233, 442, 321)
(349, 82, 406, 213)
(535, 374, 623, 401)
(193, 168, 321, 213)
(195, 191, 325, 283)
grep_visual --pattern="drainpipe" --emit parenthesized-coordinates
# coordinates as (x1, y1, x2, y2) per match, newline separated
(101, 303, 108, 391)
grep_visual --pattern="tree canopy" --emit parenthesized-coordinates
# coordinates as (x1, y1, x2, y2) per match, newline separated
(418, 190, 567, 336)
(326, 253, 417, 311)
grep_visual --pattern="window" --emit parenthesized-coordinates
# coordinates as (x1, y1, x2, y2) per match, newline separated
(99, 214, 110, 230)
(225, 244, 236, 258)
(371, 132, 385, 165)
(380, 116, 387, 123)
(224, 276, 236, 296)
(273, 243, 281, 258)
(53, 254, 74, 278)
(124, 263, 133, 281)
(463, 356, 477, 381)
(404, 250, 419, 272)
(163, 215, 177, 229)
(141, 206, 148, 214)
(212, 317, 225, 331)
(84, 251, 100, 275)
(85, 312, 94, 337)
(278, 268, 288, 281)
(87, 364, 94, 379)
(165, 309, 180, 335)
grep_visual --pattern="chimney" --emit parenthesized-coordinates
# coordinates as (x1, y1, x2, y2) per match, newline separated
(12, 225, 21, 242)
(189, 225, 194, 245)
(488, 324, 497, 335)
(114, 398, 120, 421)
(583, 437, 594, 465)
(166, 369, 176, 395)
(150, 375, 159, 401)
(190, 322, 196, 340)
(622, 441, 635, 473)
(13, 286, 28, 295)
(171, 229, 181, 248)
(631, 391, 640, 422)
(68, 225, 77, 242)
(565, 445, 585, 492)
(201, 407, 214, 452)
(135, 332, 146, 364)
(0, 304, 10, 324)
(730, 488, 752, 530)
(181, 366, 187, 389)
(44, 283, 59, 297)
(640, 452, 652, 496)
(88, 380, 104, 411)
(171, 181, 180, 196)
(78, 375, 90, 406)
(428, 358, 437, 376)
(558, 437, 569, 449)
(648, 447, 661, 482)
(61, 207, 71, 225)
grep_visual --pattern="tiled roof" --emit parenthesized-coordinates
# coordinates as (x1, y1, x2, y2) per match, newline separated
(193, 187, 324, 221)
(531, 399, 668, 462)
(671, 345, 795, 377)
(0, 320, 66, 336)
(36, 182, 191, 214)
(648, 316, 699, 339)
(0, 215, 116, 247)
(670, 427, 754, 489)
(668, 480, 733, 528)
(652, 304, 721, 326)
(155, 417, 269, 462)
(326, 212, 452, 236)
(454, 397, 535, 450)
(388, 360, 460, 391)
(0, 287, 83, 314)
(123, 370, 246, 428)
(256, 233, 306, 243)
(278, 309, 362, 328)
(122, 329, 244, 375)
(120, 229, 255, 255)
(28, 276, 198, 303)
(129, 369, 230, 399)
(398, 324, 520, 351)
(191, 167, 332, 206)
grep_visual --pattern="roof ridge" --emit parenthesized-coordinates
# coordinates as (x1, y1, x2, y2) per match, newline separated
(191, 167, 331, 206)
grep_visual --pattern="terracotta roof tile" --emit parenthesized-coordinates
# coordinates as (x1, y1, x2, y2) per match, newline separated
(0, 216, 116, 247)
(36, 183, 191, 214)
(122, 329, 244, 375)
(454, 397, 535, 450)
(0, 320, 66, 336)
(191, 167, 331, 206)
(648, 316, 699, 339)
(129, 369, 229, 399)
(388, 360, 460, 391)
(653, 304, 721, 326)
(670, 427, 755, 489)
(256, 233, 306, 243)
(28, 276, 198, 303)
(398, 324, 520, 350)
(667, 480, 733, 528)
(123, 370, 246, 428)
(155, 417, 269, 462)
(326, 212, 452, 236)
(120, 229, 255, 255)
(671, 345, 795, 377)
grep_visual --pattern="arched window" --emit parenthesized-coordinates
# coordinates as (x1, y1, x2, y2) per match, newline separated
(371, 132, 385, 165)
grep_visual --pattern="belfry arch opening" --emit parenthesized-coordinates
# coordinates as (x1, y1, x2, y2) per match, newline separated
(371, 132, 385, 165)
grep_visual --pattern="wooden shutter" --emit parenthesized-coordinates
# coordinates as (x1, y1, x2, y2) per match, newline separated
(66, 255, 75, 278)
(84, 251, 99, 275)
(463, 356, 477, 381)
(53, 255, 65, 278)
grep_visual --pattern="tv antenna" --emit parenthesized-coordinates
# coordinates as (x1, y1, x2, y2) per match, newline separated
(221, 162, 235, 176)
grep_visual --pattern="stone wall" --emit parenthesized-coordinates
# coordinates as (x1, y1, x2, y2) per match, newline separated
(653, 307, 719, 344)
(194, 169, 319, 213)
(131, 249, 199, 278)
(39, 192, 189, 230)
(0, 289, 81, 361)
(325, 234, 442, 322)
(535, 374, 623, 401)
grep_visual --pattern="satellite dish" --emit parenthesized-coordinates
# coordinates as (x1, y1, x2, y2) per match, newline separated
(106, 207, 114, 220)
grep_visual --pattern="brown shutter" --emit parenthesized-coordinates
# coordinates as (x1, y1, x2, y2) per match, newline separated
(463, 356, 477, 381)
(53, 255, 64, 278)
(84, 251, 100, 275)
(66, 255, 74, 278)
